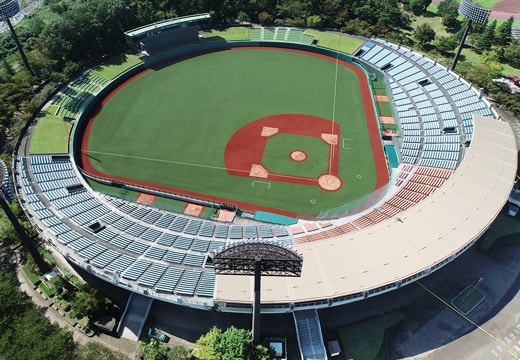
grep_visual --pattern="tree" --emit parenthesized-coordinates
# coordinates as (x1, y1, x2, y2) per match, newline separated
(306, 15, 323, 28)
(408, 0, 432, 15)
(193, 326, 220, 360)
(168, 345, 192, 360)
(414, 23, 436, 49)
(503, 41, 520, 68)
(257, 11, 273, 25)
(434, 34, 458, 55)
(137, 339, 169, 360)
(474, 20, 497, 53)
(0, 271, 76, 360)
(193, 326, 274, 360)
(214, 326, 254, 360)
(237, 11, 250, 24)
(495, 16, 514, 47)
(437, 0, 460, 30)
(74, 342, 130, 360)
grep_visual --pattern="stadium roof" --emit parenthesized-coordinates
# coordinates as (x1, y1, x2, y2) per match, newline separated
(214, 115, 517, 305)
(124, 13, 210, 38)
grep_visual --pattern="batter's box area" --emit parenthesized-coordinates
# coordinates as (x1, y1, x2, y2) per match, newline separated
(224, 114, 343, 191)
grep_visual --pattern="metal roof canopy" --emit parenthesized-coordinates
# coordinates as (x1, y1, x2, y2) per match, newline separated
(124, 13, 210, 39)
(213, 241, 303, 277)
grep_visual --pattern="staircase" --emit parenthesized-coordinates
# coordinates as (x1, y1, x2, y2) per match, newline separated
(118, 292, 153, 340)
(293, 310, 328, 360)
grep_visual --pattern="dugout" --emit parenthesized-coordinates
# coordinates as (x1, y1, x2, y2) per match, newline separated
(124, 13, 210, 55)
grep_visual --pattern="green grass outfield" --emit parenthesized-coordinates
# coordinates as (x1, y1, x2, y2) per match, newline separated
(30, 107, 73, 154)
(83, 48, 383, 217)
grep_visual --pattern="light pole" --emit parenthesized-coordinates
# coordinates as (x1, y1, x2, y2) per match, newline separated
(0, 0, 33, 75)
(451, 0, 490, 71)
(213, 240, 303, 344)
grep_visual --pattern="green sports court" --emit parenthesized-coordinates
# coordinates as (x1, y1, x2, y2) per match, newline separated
(79, 46, 388, 217)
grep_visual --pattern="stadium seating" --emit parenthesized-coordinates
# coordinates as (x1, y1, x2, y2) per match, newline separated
(249, 26, 315, 45)
(357, 39, 495, 171)
(15, 154, 294, 305)
(51, 72, 111, 118)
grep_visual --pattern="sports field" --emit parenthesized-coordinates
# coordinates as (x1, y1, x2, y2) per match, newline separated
(81, 47, 388, 217)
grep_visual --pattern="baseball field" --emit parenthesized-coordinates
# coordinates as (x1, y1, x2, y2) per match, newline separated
(80, 46, 388, 217)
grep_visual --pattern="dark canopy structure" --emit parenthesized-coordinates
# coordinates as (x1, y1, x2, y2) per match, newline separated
(212, 241, 303, 277)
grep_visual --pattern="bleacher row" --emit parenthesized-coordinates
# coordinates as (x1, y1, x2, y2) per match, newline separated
(251, 27, 315, 45)
(52, 72, 111, 119)
(356, 39, 495, 170)
(293, 165, 453, 243)
(15, 155, 291, 301)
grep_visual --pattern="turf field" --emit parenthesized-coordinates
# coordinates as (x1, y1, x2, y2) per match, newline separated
(81, 47, 387, 217)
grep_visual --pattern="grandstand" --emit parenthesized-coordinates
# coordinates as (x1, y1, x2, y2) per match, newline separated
(250, 26, 315, 45)
(51, 73, 111, 119)
(124, 14, 210, 55)
(13, 33, 517, 356)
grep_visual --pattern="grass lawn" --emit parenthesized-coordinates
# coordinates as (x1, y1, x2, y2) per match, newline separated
(40, 249, 57, 266)
(91, 53, 143, 79)
(29, 111, 73, 154)
(411, 13, 451, 37)
(473, 0, 502, 8)
(203, 27, 251, 42)
(461, 48, 520, 78)
(84, 48, 382, 216)
(377, 102, 393, 117)
(305, 30, 364, 54)
(39, 282, 55, 297)
(338, 311, 404, 360)
(22, 264, 41, 285)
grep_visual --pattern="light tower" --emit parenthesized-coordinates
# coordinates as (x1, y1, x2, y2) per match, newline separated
(212, 241, 303, 345)
(451, 0, 491, 70)
(0, 0, 33, 75)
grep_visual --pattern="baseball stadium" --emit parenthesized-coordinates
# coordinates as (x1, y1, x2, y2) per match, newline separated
(12, 12, 517, 359)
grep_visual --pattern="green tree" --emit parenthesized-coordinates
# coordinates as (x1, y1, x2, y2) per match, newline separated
(495, 16, 514, 47)
(214, 326, 254, 360)
(306, 14, 323, 28)
(434, 34, 458, 55)
(237, 11, 250, 24)
(437, 0, 460, 30)
(193, 327, 220, 360)
(408, 0, 432, 15)
(414, 23, 436, 49)
(193, 326, 274, 360)
(503, 41, 520, 68)
(258, 11, 273, 25)
(74, 342, 130, 360)
(168, 345, 192, 360)
(474, 20, 497, 53)
(137, 339, 170, 360)
(0, 271, 76, 360)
